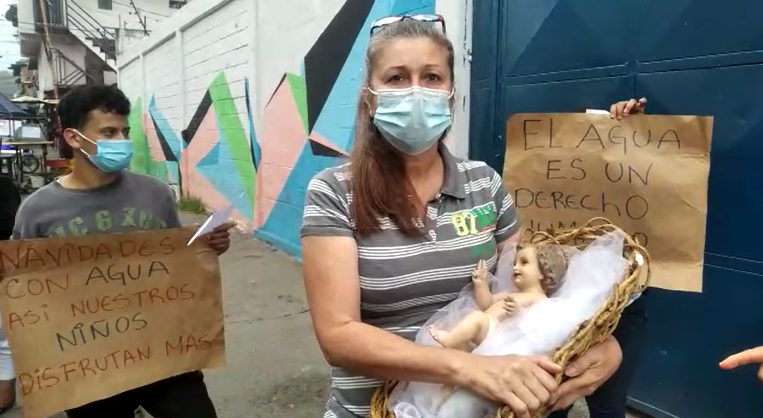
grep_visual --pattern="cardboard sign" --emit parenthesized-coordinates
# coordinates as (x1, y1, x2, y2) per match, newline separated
(505, 113, 713, 292)
(0, 227, 226, 418)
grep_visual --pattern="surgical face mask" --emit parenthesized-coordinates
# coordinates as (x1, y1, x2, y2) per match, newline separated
(74, 130, 134, 173)
(370, 86, 453, 155)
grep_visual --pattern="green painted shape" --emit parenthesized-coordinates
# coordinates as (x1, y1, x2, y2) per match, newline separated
(207, 73, 255, 203)
(286, 73, 308, 134)
(128, 97, 168, 181)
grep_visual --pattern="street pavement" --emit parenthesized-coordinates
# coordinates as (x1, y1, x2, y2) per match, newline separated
(5, 211, 640, 418)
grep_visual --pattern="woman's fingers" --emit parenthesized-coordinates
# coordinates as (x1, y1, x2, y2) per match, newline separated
(534, 355, 563, 375)
(531, 362, 559, 393)
(502, 392, 531, 418)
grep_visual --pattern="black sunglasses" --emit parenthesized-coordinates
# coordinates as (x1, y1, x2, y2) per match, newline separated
(370, 14, 447, 35)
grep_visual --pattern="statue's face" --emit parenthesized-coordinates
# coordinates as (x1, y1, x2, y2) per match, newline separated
(512, 246, 542, 290)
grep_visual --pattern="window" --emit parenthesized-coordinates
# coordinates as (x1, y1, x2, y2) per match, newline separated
(169, 0, 187, 9)
(98, 0, 113, 10)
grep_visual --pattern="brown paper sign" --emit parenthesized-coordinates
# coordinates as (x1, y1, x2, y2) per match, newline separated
(0, 227, 226, 418)
(505, 113, 713, 292)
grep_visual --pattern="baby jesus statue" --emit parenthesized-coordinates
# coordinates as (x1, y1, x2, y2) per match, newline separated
(430, 243, 569, 351)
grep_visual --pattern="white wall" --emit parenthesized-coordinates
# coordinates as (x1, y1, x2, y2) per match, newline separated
(117, 0, 472, 255)
(17, 0, 35, 34)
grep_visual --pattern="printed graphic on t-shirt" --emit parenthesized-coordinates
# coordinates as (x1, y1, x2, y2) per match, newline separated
(48, 207, 168, 237)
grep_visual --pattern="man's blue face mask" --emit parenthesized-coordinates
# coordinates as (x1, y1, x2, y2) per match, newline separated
(369, 86, 454, 155)
(74, 129, 134, 173)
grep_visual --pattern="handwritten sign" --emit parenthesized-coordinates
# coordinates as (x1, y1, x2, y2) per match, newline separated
(505, 113, 713, 292)
(0, 227, 226, 418)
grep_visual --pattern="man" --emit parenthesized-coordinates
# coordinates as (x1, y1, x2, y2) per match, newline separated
(10, 84, 232, 418)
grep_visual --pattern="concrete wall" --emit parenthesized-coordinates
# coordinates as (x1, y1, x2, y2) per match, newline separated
(17, 0, 35, 35)
(117, 0, 472, 257)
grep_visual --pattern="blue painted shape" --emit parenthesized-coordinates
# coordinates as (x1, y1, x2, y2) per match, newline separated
(196, 142, 219, 167)
(309, 0, 436, 153)
(147, 96, 182, 160)
(473, 1, 763, 417)
(196, 129, 253, 220)
(256, 143, 346, 257)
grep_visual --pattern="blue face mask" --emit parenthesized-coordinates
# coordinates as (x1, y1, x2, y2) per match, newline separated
(75, 130, 134, 173)
(371, 87, 453, 155)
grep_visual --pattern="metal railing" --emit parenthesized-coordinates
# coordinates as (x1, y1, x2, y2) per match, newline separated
(65, 1, 117, 61)
(51, 48, 96, 86)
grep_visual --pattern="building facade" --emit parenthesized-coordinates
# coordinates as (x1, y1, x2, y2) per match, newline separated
(16, 0, 190, 97)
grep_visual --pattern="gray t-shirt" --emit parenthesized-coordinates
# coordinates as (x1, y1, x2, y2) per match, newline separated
(300, 144, 520, 418)
(13, 171, 181, 239)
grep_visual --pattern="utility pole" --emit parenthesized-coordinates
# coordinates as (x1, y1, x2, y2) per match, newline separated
(36, 0, 59, 99)
(128, 0, 149, 36)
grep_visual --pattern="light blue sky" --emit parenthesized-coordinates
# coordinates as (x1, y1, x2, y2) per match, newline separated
(0, 0, 20, 71)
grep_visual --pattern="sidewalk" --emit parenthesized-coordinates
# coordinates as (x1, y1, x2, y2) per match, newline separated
(5, 211, 639, 418)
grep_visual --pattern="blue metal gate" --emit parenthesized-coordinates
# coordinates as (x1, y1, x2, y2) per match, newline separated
(470, 1, 763, 417)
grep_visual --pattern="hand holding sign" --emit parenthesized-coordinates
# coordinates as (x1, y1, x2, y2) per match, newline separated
(504, 113, 713, 292)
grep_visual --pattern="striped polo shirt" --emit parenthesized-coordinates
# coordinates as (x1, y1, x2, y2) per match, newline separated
(300, 144, 521, 418)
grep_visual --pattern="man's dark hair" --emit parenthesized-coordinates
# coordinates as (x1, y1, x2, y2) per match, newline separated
(56, 84, 131, 131)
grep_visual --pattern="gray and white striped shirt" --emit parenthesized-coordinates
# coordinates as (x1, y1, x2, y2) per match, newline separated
(300, 144, 520, 418)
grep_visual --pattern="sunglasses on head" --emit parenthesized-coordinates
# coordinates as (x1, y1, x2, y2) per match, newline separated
(370, 14, 447, 36)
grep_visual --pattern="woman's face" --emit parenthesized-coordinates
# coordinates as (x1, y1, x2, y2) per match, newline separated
(368, 37, 452, 112)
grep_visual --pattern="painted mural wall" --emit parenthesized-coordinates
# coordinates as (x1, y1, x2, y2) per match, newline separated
(117, 0, 472, 257)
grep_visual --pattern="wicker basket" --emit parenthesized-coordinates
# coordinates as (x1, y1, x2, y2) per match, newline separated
(369, 217, 651, 418)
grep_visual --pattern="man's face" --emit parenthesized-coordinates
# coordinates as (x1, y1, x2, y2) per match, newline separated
(64, 109, 130, 154)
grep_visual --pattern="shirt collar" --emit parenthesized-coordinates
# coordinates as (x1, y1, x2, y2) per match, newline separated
(439, 142, 467, 199)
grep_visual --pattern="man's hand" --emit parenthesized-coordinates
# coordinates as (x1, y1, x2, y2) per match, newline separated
(550, 336, 623, 410)
(720, 346, 763, 382)
(205, 222, 235, 255)
(609, 98, 647, 120)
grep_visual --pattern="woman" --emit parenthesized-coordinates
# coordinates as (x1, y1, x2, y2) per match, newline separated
(300, 15, 622, 418)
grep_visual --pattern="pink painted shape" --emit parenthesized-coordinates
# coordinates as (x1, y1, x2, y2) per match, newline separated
(185, 168, 253, 229)
(309, 131, 348, 156)
(143, 113, 166, 162)
(255, 80, 308, 228)
(179, 108, 219, 196)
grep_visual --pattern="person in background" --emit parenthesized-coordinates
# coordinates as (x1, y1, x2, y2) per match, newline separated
(0, 174, 20, 414)
(548, 97, 648, 418)
(11, 84, 233, 418)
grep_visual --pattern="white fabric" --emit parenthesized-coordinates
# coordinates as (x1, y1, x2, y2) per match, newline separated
(390, 232, 628, 418)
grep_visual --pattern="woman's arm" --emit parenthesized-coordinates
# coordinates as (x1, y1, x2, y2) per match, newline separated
(302, 234, 469, 384)
(300, 171, 470, 384)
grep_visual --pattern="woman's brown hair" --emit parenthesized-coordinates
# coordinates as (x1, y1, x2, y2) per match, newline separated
(350, 20, 455, 237)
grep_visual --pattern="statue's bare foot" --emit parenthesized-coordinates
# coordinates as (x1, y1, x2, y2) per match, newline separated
(429, 326, 450, 347)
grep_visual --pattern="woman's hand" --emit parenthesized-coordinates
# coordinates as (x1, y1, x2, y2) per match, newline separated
(609, 98, 647, 120)
(720, 346, 763, 381)
(550, 335, 623, 410)
(460, 354, 562, 418)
